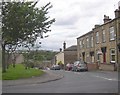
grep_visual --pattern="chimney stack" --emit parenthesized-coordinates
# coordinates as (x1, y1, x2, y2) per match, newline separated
(103, 15, 111, 23)
(118, 1, 120, 10)
(114, 1, 120, 18)
(115, 9, 120, 18)
(63, 41, 66, 50)
(95, 25, 100, 28)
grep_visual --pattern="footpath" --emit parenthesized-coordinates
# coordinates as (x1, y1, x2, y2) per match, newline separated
(2, 70, 64, 87)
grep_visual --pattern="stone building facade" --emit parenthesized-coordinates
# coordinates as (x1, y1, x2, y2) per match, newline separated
(64, 45, 77, 65)
(55, 43, 77, 68)
(77, 6, 120, 71)
(55, 52, 64, 65)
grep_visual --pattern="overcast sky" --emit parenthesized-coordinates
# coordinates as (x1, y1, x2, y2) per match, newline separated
(35, 0, 120, 51)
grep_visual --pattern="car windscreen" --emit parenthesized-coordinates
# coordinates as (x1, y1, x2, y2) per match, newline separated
(74, 60, 85, 66)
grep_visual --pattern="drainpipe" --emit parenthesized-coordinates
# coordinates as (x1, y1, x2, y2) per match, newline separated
(114, 11, 120, 71)
(115, 19, 118, 71)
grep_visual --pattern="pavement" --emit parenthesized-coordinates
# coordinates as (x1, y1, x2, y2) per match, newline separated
(2, 70, 64, 87)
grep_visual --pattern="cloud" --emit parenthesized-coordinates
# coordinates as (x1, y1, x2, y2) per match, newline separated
(55, 14, 80, 26)
(36, 0, 120, 51)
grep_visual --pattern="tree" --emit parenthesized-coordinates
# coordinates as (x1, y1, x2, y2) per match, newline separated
(2, 1, 55, 72)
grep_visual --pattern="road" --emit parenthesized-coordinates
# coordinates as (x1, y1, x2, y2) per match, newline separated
(3, 70, 118, 93)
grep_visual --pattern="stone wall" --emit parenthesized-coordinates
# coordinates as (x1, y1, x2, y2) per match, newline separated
(87, 64, 98, 71)
(99, 63, 116, 71)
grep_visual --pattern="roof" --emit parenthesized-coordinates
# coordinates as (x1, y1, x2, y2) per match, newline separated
(77, 31, 93, 39)
(64, 45, 77, 51)
(77, 17, 119, 39)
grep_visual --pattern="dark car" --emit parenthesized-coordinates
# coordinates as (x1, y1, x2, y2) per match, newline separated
(72, 60, 88, 72)
(50, 65, 61, 70)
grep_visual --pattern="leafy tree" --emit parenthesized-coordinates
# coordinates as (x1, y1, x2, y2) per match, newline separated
(2, 1, 55, 72)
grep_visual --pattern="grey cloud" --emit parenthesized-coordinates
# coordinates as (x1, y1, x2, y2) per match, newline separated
(36, 0, 119, 51)
(55, 15, 80, 26)
(67, 33, 79, 38)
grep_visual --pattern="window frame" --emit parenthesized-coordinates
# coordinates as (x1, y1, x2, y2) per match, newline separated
(96, 32, 99, 44)
(82, 39, 84, 48)
(91, 36, 94, 48)
(110, 48, 116, 63)
(86, 37, 89, 48)
(79, 40, 82, 49)
(102, 30, 106, 43)
(109, 27, 115, 41)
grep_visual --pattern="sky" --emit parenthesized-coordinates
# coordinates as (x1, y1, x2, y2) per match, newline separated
(33, 0, 119, 51)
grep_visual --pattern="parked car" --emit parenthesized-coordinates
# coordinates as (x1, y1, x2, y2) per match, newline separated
(66, 63, 73, 71)
(50, 64, 61, 70)
(72, 60, 88, 72)
(44, 67, 50, 70)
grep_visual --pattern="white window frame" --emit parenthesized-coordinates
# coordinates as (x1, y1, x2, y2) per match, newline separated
(86, 37, 89, 48)
(109, 27, 115, 41)
(82, 39, 84, 48)
(79, 40, 82, 48)
(96, 32, 99, 43)
(110, 49, 116, 63)
(102, 30, 106, 42)
(91, 36, 93, 47)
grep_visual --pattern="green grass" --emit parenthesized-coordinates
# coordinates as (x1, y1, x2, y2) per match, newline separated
(0, 67, 2, 80)
(2, 64, 44, 80)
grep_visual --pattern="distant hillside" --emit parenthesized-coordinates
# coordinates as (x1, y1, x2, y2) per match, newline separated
(24, 50, 58, 61)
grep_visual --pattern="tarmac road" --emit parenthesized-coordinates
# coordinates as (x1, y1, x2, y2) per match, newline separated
(2, 70, 118, 93)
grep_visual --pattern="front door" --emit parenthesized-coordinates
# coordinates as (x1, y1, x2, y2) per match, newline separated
(82, 52, 85, 62)
(103, 53, 106, 63)
(101, 47, 107, 64)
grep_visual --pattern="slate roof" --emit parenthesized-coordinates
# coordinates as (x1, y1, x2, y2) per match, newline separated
(64, 45, 77, 51)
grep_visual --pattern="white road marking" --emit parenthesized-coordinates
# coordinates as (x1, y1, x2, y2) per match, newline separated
(92, 75, 118, 81)
(73, 72, 87, 75)
(74, 72, 80, 74)
(65, 71, 85, 74)
(65, 71, 71, 72)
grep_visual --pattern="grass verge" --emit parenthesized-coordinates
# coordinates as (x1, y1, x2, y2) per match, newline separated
(2, 64, 44, 80)
(0, 67, 1, 80)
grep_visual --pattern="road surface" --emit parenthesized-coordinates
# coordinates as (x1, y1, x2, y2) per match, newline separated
(3, 70, 118, 93)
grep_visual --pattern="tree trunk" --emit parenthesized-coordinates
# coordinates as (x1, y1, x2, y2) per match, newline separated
(2, 44, 6, 73)
(6, 52, 10, 69)
(13, 53, 16, 68)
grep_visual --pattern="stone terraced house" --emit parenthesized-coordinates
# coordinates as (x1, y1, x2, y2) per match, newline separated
(77, 4, 120, 71)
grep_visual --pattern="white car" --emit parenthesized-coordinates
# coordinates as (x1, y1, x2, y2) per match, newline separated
(72, 61, 88, 72)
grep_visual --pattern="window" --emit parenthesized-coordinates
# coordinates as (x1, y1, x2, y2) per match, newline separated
(86, 37, 89, 48)
(92, 56, 94, 63)
(86, 53, 89, 57)
(96, 32, 99, 43)
(86, 53, 89, 63)
(110, 49, 116, 63)
(102, 30, 106, 42)
(109, 27, 115, 41)
(79, 40, 82, 48)
(82, 39, 84, 48)
(91, 36, 94, 47)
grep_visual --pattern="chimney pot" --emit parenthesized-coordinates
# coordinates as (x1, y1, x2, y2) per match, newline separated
(103, 15, 111, 23)
(63, 41, 66, 50)
(60, 48, 62, 52)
